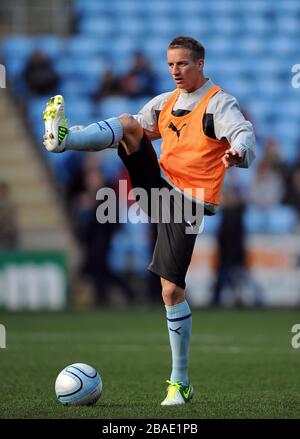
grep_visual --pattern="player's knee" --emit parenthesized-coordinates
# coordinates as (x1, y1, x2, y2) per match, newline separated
(118, 113, 140, 135)
(161, 281, 181, 303)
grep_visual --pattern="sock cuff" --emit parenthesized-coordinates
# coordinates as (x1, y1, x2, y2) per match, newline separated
(165, 300, 191, 319)
(103, 117, 124, 145)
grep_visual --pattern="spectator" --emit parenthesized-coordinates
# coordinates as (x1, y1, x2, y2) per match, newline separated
(248, 158, 285, 210)
(23, 49, 60, 96)
(0, 182, 18, 249)
(285, 168, 300, 224)
(211, 186, 262, 307)
(119, 52, 157, 98)
(94, 67, 122, 101)
(114, 166, 161, 304)
(73, 158, 135, 306)
(283, 149, 300, 221)
(262, 137, 288, 180)
(245, 156, 297, 233)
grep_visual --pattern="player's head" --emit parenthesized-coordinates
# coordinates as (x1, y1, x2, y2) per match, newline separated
(167, 36, 205, 93)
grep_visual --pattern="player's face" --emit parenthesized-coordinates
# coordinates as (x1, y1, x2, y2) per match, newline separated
(167, 48, 204, 93)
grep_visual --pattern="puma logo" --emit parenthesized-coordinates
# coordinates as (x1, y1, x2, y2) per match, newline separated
(186, 220, 194, 230)
(169, 326, 182, 335)
(168, 122, 187, 140)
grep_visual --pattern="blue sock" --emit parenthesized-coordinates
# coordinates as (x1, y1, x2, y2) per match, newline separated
(65, 117, 123, 151)
(165, 300, 192, 386)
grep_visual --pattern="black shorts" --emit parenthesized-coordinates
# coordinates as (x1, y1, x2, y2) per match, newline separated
(118, 134, 205, 290)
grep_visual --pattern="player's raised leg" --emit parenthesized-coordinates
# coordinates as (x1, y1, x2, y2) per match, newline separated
(160, 278, 193, 406)
(43, 94, 143, 154)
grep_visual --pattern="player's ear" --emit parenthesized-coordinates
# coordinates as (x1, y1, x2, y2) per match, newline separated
(197, 58, 204, 71)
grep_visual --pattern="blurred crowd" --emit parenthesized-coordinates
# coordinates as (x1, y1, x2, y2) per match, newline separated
(21, 49, 157, 101)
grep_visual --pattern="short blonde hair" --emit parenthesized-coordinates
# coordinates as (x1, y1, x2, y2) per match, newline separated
(168, 36, 205, 62)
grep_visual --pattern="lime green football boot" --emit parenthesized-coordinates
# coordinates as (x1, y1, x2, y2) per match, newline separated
(161, 380, 194, 406)
(43, 95, 68, 152)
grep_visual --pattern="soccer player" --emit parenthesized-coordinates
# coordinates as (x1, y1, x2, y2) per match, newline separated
(43, 36, 255, 406)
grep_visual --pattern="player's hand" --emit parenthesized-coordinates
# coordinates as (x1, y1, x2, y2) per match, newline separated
(222, 148, 243, 168)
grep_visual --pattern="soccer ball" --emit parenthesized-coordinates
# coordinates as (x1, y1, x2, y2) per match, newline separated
(55, 363, 102, 406)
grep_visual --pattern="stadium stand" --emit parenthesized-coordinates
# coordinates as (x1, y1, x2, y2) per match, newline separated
(0, 88, 78, 254)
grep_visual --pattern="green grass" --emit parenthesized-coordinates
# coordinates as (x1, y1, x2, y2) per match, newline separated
(0, 308, 299, 419)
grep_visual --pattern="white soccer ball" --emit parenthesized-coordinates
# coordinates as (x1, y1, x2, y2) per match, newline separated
(55, 363, 102, 406)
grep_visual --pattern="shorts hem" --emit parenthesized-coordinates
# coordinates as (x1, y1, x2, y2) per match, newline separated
(147, 265, 186, 290)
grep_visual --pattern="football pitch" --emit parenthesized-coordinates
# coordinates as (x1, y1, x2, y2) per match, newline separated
(0, 308, 299, 419)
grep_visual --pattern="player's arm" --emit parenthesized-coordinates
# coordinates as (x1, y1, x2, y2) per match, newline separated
(210, 92, 256, 169)
(133, 92, 173, 141)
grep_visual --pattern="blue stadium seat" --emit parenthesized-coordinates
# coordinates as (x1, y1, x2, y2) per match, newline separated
(269, 35, 298, 56)
(59, 78, 96, 98)
(51, 56, 74, 78)
(272, 121, 299, 163)
(273, 206, 297, 233)
(156, 74, 175, 93)
(116, 17, 148, 38)
(96, 96, 133, 119)
(108, 222, 151, 275)
(141, 37, 170, 59)
(125, 222, 152, 273)
(74, 0, 112, 15)
(277, 1, 300, 14)
(255, 58, 290, 79)
(221, 77, 255, 102)
(27, 96, 48, 139)
(202, 213, 221, 235)
(205, 0, 240, 14)
(108, 229, 131, 273)
(205, 37, 237, 57)
(1, 36, 34, 84)
(107, 39, 140, 73)
(278, 99, 300, 122)
(65, 35, 104, 58)
(143, 1, 176, 16)
(65, 97, 95, 126)
(256, 77, 286, 99)
(241, 15, 272, 36)
(55, 55, 105, 95)
(148, 17, 182, 38)
(2, 36, 34, 61)
(75, 57, 106, 89)
(236, 36, 265, 56)
(99, 148, 123, 181)
(172, 1, 203, 15)
(245, 205, 297, 234)
(241, 0, 276, 15)
(107, 1, 147, 15)
(78, 17, 116, 38)
(178, 19, 211, 41)
(33, 35, 63, 60)
(131, 96, 153, 114)
(275, 13, 300, 35)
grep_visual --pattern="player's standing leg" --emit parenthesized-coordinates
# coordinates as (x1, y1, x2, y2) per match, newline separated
(160, 278, 193, 406)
